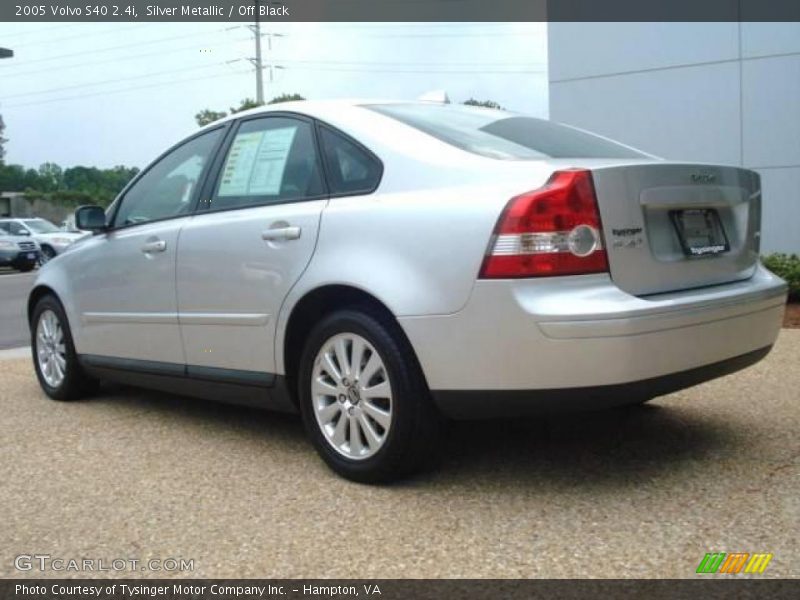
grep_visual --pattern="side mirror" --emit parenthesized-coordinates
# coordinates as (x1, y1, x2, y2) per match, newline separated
(18, 229, 31, 236)
(74, 205, 107, 233)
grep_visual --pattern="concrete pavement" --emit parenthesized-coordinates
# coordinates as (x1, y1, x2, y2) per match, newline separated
(0, 330, 798, 578)
(0, 269, 35, 350)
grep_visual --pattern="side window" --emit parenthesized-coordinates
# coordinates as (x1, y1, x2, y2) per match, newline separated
(114, 128, 222, 227)
(319, 127, 381, 195)
(3, 221, 27, 235)
(210, 117, 323, 211)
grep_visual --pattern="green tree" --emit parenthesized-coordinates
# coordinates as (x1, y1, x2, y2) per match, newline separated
(194, 94, 306, 127)
(230, 98, 262, 113)
(463, 98, 503, 110)
(269, 93, 305, 104)
(195, 109, 228, 127)
(0, 164, 26, 191)
(38, 163, 64, 192)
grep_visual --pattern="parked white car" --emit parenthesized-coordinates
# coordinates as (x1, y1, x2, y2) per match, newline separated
(28, 101, 788, 482)
(0, 218, 87, 263)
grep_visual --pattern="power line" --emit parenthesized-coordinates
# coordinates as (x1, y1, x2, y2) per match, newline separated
(267, 58, 545, 67)
(0, 37, 251, 79)
(359, 32, 544, 38)
(10, 24, 146, 48)
(3, 68, 251, 109)
(0, 26, 243, 69)
(0, 56, 542, 102)
(262, 30, 543, 39)
(0, 60, 244, 101)
(0, 23, 84, 40)
(270, 65, 546, 74)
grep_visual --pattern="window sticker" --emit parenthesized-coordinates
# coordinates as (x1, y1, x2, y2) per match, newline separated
(218, 127, 297, 197)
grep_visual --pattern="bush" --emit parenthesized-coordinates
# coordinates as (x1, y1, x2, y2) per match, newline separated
(762, 253, 800, 301)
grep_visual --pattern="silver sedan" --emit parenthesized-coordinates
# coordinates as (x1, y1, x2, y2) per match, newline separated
(28, 100, 787, 482)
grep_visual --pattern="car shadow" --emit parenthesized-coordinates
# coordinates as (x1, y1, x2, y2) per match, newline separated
(425, 401, 739, 490)
(91, 384, 738, 491)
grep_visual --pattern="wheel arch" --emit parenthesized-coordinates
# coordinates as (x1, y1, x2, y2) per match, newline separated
(28, 284, 59, 326)
(279, 284, 424, 402)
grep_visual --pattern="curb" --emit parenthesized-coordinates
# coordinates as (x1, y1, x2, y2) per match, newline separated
(0, 346, 30, 361)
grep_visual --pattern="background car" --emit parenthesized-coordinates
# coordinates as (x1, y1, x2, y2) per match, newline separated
(27, 101, 787, 482)
(0, 218, 88, 263)
(60, 215, 90, 235)
(0, 232, 39, 272)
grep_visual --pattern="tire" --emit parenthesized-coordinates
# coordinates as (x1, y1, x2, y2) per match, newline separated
(298, 308, 442, 483)
(40, 245, 56, 264)
(31, 294, 97, 401)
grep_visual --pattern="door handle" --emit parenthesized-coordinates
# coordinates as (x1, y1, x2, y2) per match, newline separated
(261, 226, 302, 241)
(141, 240, 167, 253)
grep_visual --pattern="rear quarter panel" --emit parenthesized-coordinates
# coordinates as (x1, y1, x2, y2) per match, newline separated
(273, 179, 548, 375)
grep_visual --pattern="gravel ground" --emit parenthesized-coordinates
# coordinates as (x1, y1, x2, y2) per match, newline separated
(1, 331, 798, 579)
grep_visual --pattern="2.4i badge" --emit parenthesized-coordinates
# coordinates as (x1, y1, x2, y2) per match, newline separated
(610, 227, 644, 249)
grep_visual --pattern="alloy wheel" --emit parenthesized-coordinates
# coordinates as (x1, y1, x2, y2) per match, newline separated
(311, 333, 393, 460)
(36, 309, 67, 388)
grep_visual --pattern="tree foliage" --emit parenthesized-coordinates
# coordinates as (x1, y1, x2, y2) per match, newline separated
(231, 98, 262, 113)
(0, 162, 139, 208)
(194, 109, 228, 127)
(463, 98, 503, 110)
(268, 93, 305, 104)
(194, 94, 306, 127)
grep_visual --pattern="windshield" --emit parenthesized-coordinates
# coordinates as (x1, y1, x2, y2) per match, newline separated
(366, 103, 648, 160)
(23, 219, 60, 234)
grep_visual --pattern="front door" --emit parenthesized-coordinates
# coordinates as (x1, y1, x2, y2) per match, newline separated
(71, 127, 225, 364)
(176, 115, 328, 375)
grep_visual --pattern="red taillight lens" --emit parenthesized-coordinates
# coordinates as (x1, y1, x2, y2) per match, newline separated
(479, 169, 609, 278)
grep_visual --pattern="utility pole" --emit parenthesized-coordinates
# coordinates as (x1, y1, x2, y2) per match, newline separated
(252, 0, 264, 104)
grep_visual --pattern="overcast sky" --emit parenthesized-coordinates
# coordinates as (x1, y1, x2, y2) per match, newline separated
(0, 22, 547, 169)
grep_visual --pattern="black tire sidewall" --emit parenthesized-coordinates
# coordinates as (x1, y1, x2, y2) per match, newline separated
(298, 309, 437, 483)
(31, 295, 90, 401)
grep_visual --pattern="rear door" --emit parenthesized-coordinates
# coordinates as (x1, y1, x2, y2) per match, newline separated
(591, 163, 761, 296)
(176, 114, 327, 376)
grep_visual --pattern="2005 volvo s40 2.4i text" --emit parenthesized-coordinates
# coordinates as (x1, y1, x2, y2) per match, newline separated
(29, 101, 787, 482)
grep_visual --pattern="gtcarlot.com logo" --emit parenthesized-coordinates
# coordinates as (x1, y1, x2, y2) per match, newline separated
(14, 554, 194, 573)
(696, 552, 773, 574)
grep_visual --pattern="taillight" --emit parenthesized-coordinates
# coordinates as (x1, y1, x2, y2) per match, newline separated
(479, 169, 609, 278)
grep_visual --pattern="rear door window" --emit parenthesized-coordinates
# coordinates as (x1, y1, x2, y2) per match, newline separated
(208, 116, 324, 211)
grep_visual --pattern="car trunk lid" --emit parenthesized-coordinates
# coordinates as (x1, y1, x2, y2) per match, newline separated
(589, 162, 761, 296)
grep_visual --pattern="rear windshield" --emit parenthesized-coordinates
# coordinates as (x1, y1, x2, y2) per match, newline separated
(366, 103, 648, 160)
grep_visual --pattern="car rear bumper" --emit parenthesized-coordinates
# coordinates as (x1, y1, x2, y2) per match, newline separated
(431, 345, 772, 418)
(399, 264, 787, 417)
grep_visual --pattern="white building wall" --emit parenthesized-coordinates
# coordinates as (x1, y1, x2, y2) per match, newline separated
(548, 22, 800, 253)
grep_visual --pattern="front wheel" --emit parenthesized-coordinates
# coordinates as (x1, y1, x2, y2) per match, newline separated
(31, 295, 97, 401)
(298, 309, 441, 483)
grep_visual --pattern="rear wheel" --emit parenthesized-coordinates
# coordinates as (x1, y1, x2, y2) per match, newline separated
(298, 308, 441, 483)
(31, 295, 97, 401)
(39, 245, 56, 264)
